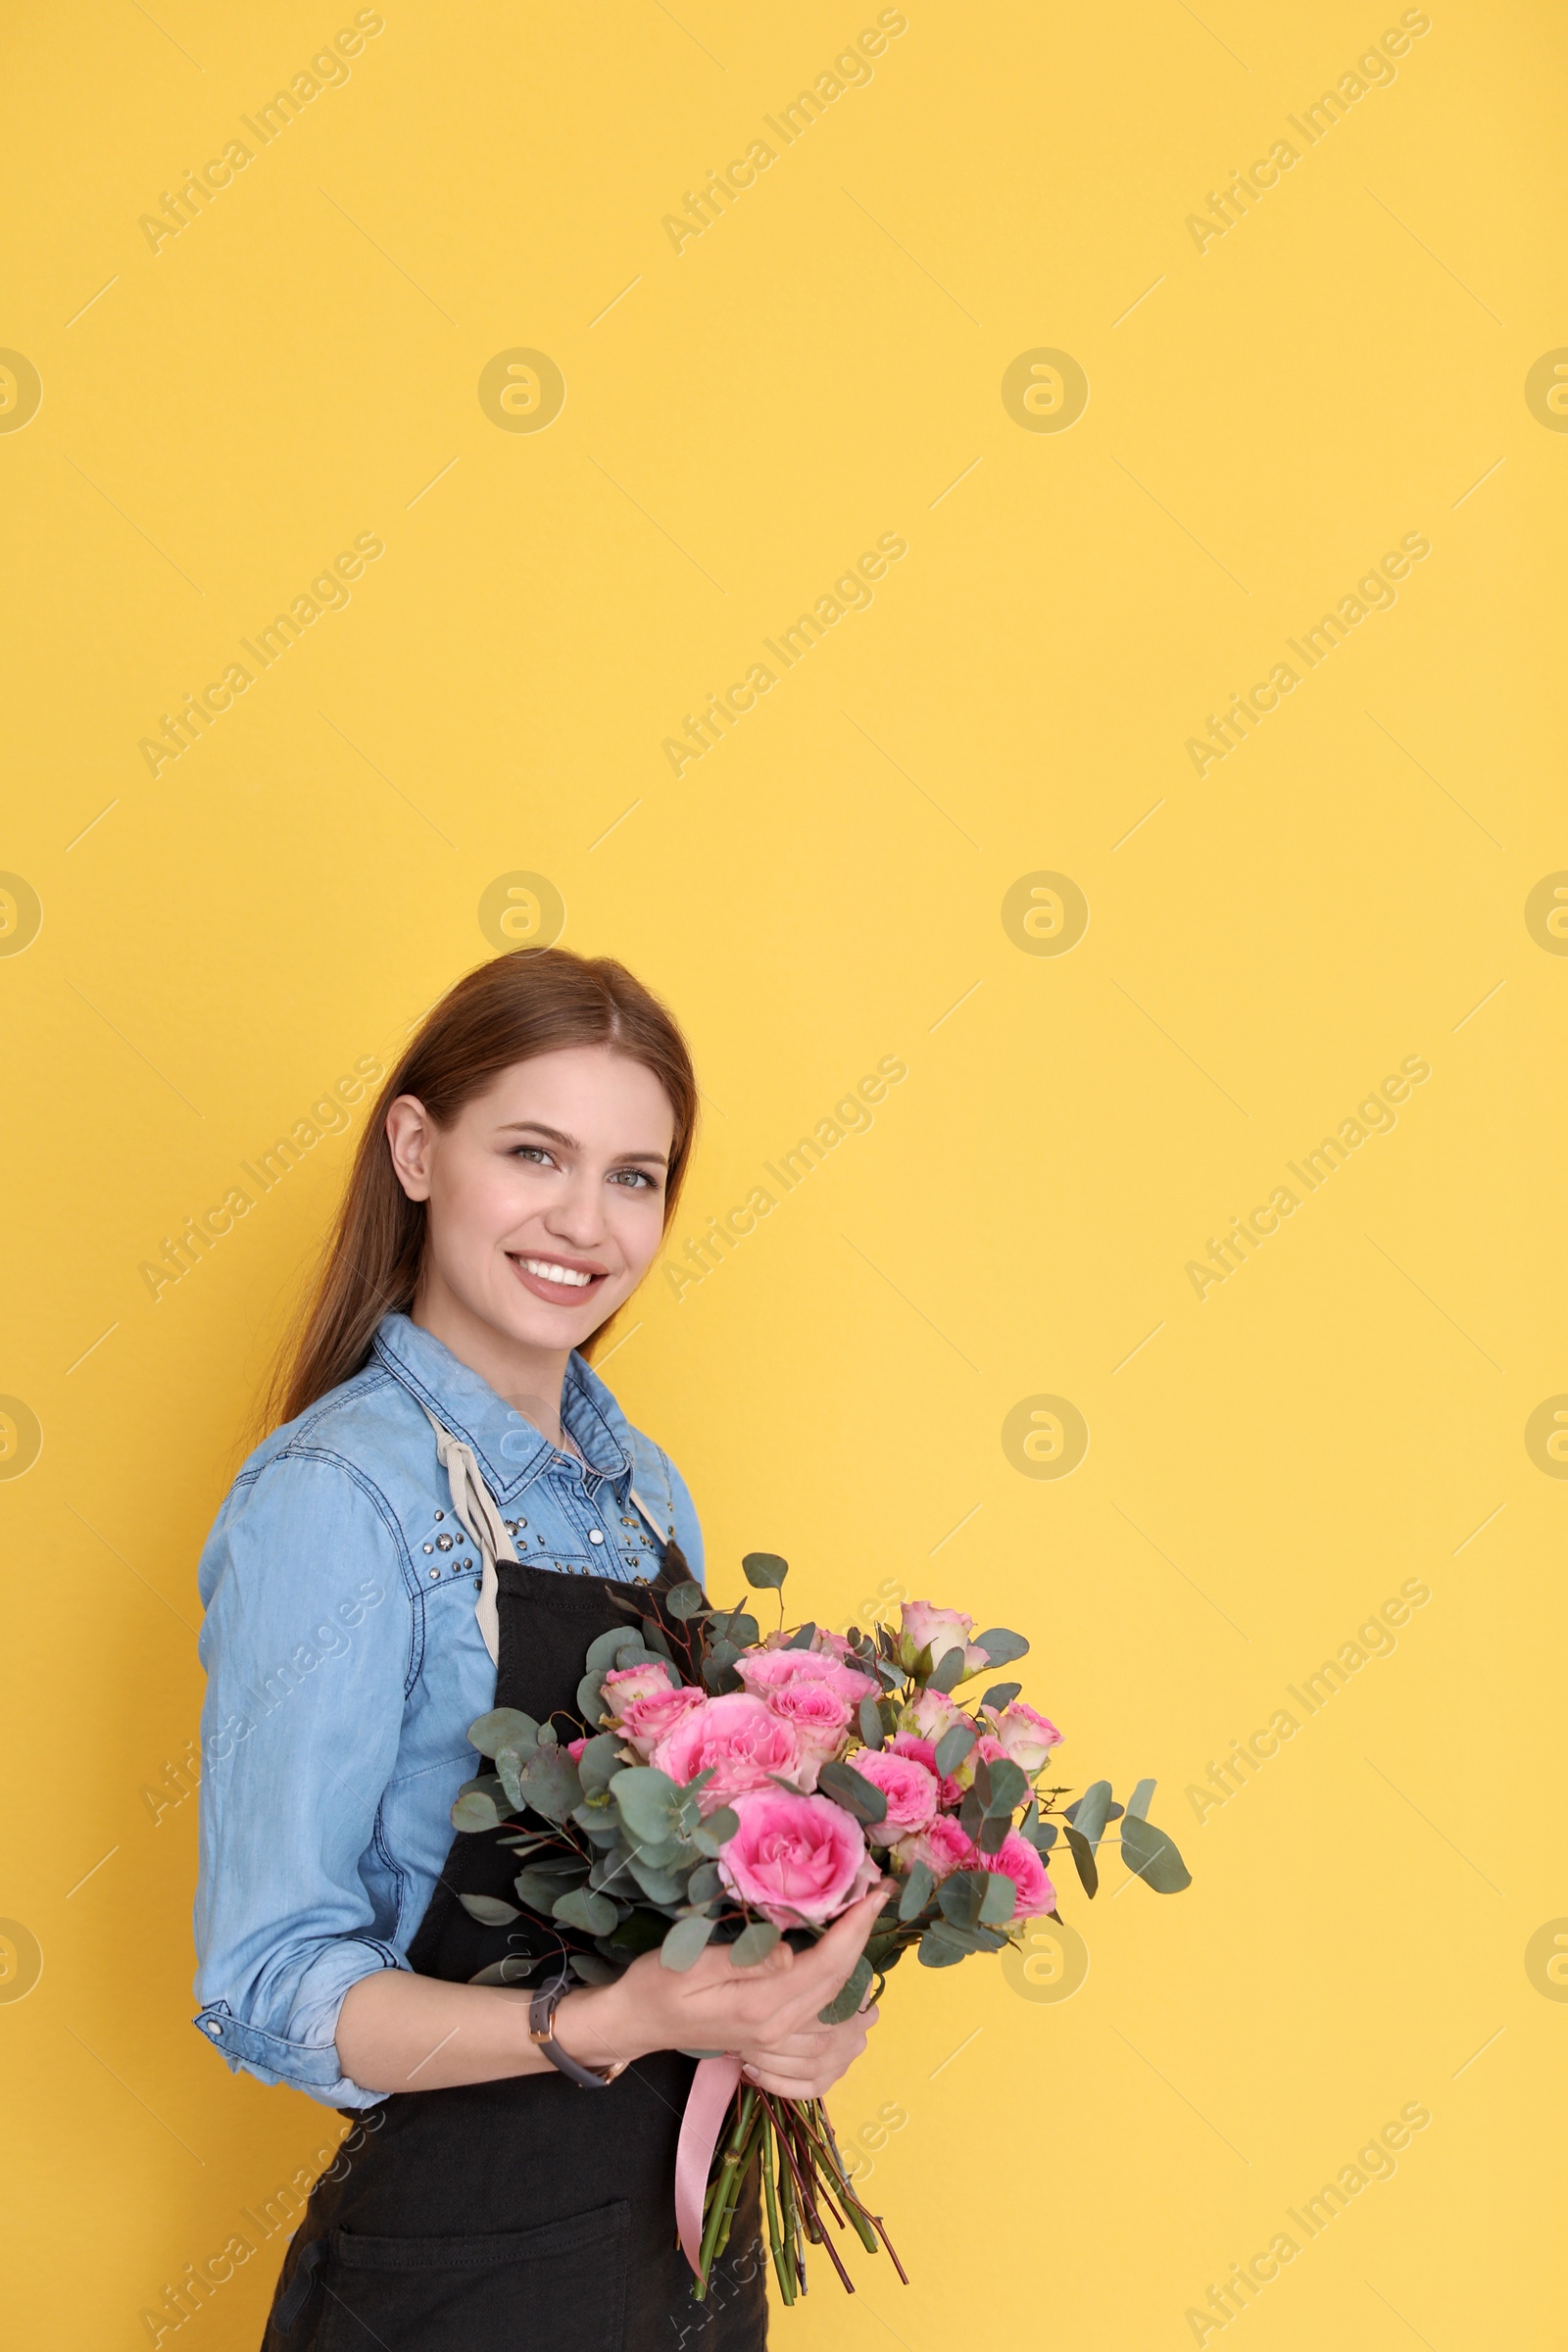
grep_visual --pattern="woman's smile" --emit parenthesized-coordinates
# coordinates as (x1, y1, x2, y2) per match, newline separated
(508, 1250, 610, 1304)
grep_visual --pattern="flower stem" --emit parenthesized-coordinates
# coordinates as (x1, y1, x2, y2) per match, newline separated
(693, 2085, 756, 2296)
(760, 2111, 794, 2306)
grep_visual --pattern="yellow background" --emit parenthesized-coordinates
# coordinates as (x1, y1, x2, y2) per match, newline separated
(3, 1, 1564, 2343)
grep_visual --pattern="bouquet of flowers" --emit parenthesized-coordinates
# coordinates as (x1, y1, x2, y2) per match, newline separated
(451, 1553, 1190, 2301)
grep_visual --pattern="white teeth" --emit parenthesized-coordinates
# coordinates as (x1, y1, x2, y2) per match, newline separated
(518, 1257, 594, 1289)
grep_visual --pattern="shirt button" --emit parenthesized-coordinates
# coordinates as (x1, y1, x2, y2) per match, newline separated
(588, 1530, 604, 1545)
(204, 2018, 222, 2038)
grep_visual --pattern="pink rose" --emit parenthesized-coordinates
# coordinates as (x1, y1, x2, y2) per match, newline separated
(900, 1687, 967, 1747)
(758, 1681, 853, 1786)
(889, 1731, 964, 1810)
(650, 1692, 803, 1810)
(809, 1627, 858, 1660)
(759, 1626, 858, 1660)
(737, 1647, 879, 1707)
(717, 1788, 881, 1926)
(601, 1659, 676, 1716)
(565, 1736, 588, 1760)
(851, 1747, 939, 1843)
(980, 1700, 1062, 1775)
(977, 1830, 1056, 1921)
(894, 1811, 977, 1885)
(615, 1682, 706, 1759)
(901, 1600, 989, 1678)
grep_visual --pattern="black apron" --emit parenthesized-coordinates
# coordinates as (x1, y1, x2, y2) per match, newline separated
(261, 1521, 768, 2350)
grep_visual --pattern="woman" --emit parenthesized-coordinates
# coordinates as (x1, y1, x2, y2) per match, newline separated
(193, 947, 888, 2351)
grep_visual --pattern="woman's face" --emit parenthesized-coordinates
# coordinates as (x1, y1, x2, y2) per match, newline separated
(386, 1047, 676, 1358)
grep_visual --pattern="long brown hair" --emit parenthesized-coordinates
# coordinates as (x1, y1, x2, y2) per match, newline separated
(262, 947, 699, 1434)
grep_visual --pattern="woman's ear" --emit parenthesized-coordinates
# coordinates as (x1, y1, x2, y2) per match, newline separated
(384, 1095, 436, 1201)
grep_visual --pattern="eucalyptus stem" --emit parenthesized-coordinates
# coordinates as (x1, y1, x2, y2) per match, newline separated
(760, 2112, 794, 2306)
(811, 2100, 880, 2254)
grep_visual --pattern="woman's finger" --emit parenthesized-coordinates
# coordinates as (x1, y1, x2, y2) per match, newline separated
(794, 1882, 894, 1992)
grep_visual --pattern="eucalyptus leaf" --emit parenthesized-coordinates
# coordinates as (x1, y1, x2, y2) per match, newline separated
(977, 1811, 1011, 1855)
(858, 1695, 886, 1750)
(917, 1923, 969, 1969)
(816, 1952, 871, 2023)
(816, 1759, 888, 1826)
(536, 1722, 558, 1748)
(553, 1886, 618, 1936)
(587, 1627, 640, 1672)
(785, 1622, 817, 1648)
(1128, 1777, 1157, 1824)
(640, 1619, 675, 1663)
(626, 1854, 687, 1904)
(576, 1671, 608, 1722)
(1064, 1825, 1100, 1899)
(1118, 1812, 1193, 1893)
(687, 1860, 722, 1903)
(898, 1861, 934, 1922)
(458, 1891, 521, 1927)
(715, 1611, 760, 1650)
(466, 1707, 540, 1759)
(934, 1722, 977, 1778)
(701, 1652, 742, 1693)
(981, 1682, 1022, 1711)
(494, 1746, 529, 1811)
(982, 1755, 1028, 1817)
(1022, 1816, 1059, 1851)
(741, 1551, 789, 1590)
(634, 1835, 691, 1870)
(466, 1953, 541, 1986)
(938, 1870, 987, 1930)
(451, 1788, 503, 1834)
(973, 1627, 1029, 1668)
(977, 1870, 1016, 1925)
(575, 1733, 624, 1795)
(609, 1766, 681, 1842)
(926, 1644, 967, 1693)
(729, 1921, 781, 1969)
(661, 1913, 718, 1970)
(665, 1581, 709, 1620)
(568, 1953, 621, 1984)
(690, 1806, 739, 1856)
(514, 1860, 588, 1912)
(598, 1910, 667, 1958)
(1065, 1780, 1116, 1853)
(518, 1749, 583, 1823)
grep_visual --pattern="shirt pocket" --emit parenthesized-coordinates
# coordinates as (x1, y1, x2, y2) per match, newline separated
(317, 2197, 628, 2352)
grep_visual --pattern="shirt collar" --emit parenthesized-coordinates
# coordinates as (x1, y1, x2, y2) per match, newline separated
(370, 1311, 633, 1498)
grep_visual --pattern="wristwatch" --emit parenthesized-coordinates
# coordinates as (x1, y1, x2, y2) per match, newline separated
(528, 1959, 627, 2088)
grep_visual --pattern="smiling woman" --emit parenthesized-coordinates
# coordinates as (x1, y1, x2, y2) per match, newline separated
(195, 946, 884, 2352)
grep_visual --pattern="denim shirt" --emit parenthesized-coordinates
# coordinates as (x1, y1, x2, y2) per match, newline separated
(191, 1310, 704, 2111)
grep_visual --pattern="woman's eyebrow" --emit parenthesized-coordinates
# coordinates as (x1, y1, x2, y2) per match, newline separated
(497, 1119, 668, 1165)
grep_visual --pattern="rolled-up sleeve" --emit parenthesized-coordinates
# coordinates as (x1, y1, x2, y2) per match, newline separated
(192, 1449, 414, 2110)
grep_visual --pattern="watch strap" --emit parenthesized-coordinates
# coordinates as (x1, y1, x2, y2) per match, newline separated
(528, 1960, 625, 2088)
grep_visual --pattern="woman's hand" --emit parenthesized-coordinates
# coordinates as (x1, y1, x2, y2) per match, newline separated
(556, 1880, 892, 2090)
(734, 1999, 879, 2097)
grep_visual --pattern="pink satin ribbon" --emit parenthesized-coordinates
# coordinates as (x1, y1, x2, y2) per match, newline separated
(675, 2052, 743, 2278)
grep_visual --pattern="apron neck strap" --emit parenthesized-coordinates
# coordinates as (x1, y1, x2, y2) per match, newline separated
(421, 1406, 673, 1667)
